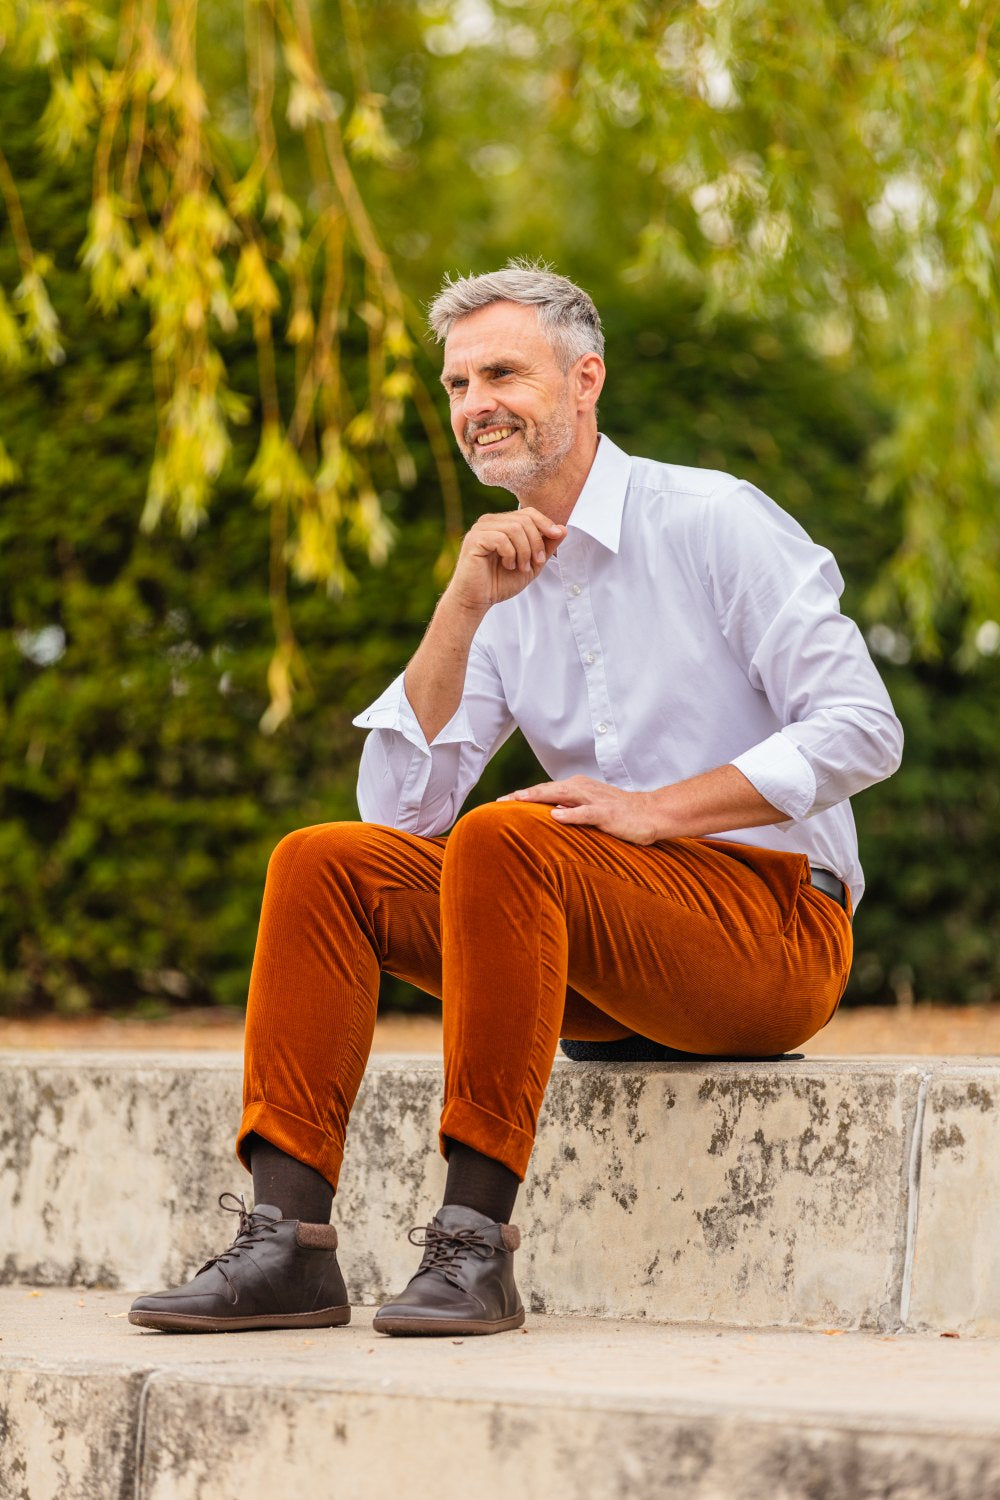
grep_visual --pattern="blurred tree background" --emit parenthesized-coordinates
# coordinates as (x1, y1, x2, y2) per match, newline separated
(1, 1, 998, 1016)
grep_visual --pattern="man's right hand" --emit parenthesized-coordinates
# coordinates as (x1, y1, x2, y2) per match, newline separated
(446, 508, 566, 614)
(403, 509, 565, 744)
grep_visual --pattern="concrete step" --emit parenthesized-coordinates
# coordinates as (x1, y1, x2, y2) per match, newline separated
(2, 1287, 999, 1500)
(2, 1052, 998, 1335)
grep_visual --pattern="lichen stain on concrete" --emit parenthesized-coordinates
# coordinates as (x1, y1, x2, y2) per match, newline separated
(545, 1067, 658, 1138)
(781, 1235, 797, 1291)
(667, 1422, 716, 1485)
(695, 1201, 740, 1254)
(935, 1080, 996, 1123)
(929, 1122, 966, 1155)
(966, 1081, 994, 1112)
(345, 1248, 390, 1305)
(577, 1183, 598, 1211)
(38, 1078, 71, 1129)
(699, 1074, 791, 1157)
(488, 1404, 531, 1455)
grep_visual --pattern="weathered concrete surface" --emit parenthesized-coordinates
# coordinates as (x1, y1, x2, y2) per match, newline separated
(0, 1053, 242, 1290)
(908, 1066, 1000, 1336)
(0, 1358, 140, 1500)
(2, 1053, 998, 1332)
(2, 1290, 1000, 1500)
(519, 1062, 918, 1330)
(139, 1376, 1000, 1500)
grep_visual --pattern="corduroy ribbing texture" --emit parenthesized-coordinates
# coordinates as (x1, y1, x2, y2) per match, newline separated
(239, 802, 852, 1186)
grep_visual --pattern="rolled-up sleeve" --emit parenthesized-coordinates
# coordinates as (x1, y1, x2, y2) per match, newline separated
(704, 482, 903, 820)
(353, 636, 516, 835)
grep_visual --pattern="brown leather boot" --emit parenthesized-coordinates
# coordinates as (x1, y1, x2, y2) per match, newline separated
(373, 1204, 525, 1336)
(128, 1194, 351, 1333)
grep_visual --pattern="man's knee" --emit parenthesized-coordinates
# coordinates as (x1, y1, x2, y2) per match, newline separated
(265, 821, 389, 890)
(447, 800, 556, 867)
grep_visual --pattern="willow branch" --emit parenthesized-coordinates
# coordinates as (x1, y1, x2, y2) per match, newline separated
(0, 147, 34, 271)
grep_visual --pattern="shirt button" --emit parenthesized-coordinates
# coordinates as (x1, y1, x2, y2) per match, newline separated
(584, 652, 596, 665)
(595, 722, 608, 735)
(570, 583, 582, 596)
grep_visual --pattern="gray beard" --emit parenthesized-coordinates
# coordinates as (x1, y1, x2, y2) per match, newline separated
(463, 412, 577, 496)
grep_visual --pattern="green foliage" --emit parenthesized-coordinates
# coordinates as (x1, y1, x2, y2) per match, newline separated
(5, 1, 1000, 671)
(852, 657, 1000, 1007)
(0, 68, 435, 1011)
(3, 45, 999, 1016)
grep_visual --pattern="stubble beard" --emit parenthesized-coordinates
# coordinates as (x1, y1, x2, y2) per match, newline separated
(462, 406, 577, 497)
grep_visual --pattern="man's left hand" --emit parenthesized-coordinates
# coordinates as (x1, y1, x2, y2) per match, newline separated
(498, 777, 660, 845)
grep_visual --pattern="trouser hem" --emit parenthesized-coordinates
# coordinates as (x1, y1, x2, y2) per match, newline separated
(439, 1097, 535, 1182)
(237, 1099, 344, 1193)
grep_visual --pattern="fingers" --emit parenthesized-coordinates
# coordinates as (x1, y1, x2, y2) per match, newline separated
(499, 789, 604, 827)
(549, 804, 596, 824)
(475, 526, 519, 571)
(470, 512, 566, 573)
(518, 508, 566, 563)
(499, 777, 591, 805)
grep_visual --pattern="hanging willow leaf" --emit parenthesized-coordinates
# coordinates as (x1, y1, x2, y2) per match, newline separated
(0, 0, 459, 731)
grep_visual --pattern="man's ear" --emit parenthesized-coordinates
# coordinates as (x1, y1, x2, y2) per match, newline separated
(574, 353, 606, 413)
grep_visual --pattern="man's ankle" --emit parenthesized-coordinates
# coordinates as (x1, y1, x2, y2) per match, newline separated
(247, 1134, 334, 1224)
(442, 1139, 520, 1223)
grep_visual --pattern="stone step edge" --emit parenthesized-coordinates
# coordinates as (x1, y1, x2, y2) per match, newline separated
(4, 1305, 1000, 1500)
(4, 1053, 1000, 1338)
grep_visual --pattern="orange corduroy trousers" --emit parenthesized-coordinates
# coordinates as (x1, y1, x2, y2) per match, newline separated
(238, 802, 852, 1188)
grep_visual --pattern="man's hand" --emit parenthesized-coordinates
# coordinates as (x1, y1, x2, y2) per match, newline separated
(447, 508, 566, 614)
(402, 508, 565, 745)
(499, 765, 785, 844)
(499, 777, 661, 844)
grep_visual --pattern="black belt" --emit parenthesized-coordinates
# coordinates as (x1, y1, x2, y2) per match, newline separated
(809, 866, 849, 913)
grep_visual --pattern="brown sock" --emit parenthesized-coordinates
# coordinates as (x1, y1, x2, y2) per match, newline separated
(443, 1139, 520, 1224)
(247, 1133, 334, 1224)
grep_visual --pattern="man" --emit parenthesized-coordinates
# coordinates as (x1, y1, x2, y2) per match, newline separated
(130, 262, 902, 1338)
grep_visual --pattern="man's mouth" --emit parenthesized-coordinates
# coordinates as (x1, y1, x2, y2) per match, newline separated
(472, 426, 517, 449)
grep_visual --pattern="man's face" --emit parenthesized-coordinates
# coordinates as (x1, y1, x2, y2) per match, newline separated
(440, 302, 581, 494)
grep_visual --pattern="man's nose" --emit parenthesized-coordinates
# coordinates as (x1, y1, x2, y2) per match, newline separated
(460, 377, 497, 419)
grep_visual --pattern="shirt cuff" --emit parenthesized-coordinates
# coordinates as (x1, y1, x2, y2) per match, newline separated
(352, 673, 484, 754)
(730, 731, 817, 823)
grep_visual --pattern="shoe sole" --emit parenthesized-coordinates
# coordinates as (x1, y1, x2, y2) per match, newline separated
(372, 1307, 526, 1337)
(127, 1304, 352, 1334)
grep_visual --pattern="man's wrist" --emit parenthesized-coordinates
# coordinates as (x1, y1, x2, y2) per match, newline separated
(646, 787, 682, 842)
(436, 587, 490, 636)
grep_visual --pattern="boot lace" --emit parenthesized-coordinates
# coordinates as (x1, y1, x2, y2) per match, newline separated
(407, 1223, 496, 1288)
(194, 1192, 281, 1289)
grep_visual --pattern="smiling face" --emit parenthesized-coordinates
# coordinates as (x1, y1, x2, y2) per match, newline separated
(440, 301, 602, 498)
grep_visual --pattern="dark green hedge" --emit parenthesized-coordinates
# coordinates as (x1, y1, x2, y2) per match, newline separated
(3, 68, 998, 1014)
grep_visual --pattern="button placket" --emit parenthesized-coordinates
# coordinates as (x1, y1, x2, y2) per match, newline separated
(559, 537, 631, 785)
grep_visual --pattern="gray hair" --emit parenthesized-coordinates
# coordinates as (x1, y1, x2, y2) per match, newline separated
(427, 258, 605, 368)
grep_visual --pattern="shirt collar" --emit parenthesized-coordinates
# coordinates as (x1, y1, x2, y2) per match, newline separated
(563, 434, 632, 554)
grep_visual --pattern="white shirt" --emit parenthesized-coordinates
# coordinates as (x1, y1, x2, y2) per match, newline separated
(354, 436, 903, 906)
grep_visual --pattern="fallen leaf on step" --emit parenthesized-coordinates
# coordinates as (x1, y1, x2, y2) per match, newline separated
(820, 1330, 845, 1336)
(940, 1331, 961, 1339)
(26, 1291, 43, 1298)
